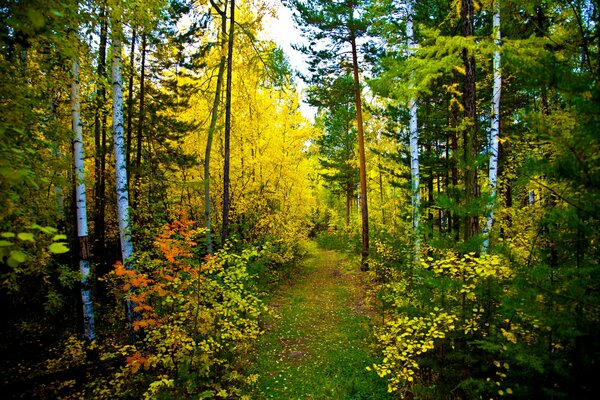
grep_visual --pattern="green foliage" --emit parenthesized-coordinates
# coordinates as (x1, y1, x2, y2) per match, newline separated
(315, 228, 361, 254)
(0, 226, 71, 291)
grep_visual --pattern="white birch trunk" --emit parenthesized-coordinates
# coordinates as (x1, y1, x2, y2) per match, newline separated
(111, 25, 137, 330)
(407, 0, 420, 256)
(484, 0, 501, 252)
(72, 58, 96, 341)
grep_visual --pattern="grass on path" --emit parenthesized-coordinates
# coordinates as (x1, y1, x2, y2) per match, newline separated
(248, 242, 391, 399)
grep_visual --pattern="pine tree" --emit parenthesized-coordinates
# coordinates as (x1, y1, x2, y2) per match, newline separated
(309, 75, 359, 225)
(288, 0, 371, 268)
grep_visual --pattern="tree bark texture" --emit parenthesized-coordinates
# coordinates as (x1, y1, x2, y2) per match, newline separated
(111, 23, 137, 334)
(407, 0, 420, 257)
(72, 57, 96, 341)
(484, 0, 501, 252)
(350, 34, 369, 270)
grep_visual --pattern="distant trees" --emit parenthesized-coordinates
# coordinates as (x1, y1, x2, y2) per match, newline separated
(310, 76, 358, 226)
(289, 0, 371, 268)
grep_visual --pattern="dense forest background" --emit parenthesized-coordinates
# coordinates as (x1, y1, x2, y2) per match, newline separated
(1, 0, 599, 398)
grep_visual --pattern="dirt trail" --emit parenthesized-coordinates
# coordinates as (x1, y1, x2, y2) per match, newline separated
(249, 242, 390, 399)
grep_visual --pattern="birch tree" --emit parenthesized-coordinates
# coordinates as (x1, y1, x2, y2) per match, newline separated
(111, 19, 137, 331)
(72, 57, 96, 341)
(406, 0, 420, 257)
(484, 0, 501, 252)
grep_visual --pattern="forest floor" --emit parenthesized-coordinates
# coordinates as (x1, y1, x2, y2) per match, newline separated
(247, 242, 391, 399)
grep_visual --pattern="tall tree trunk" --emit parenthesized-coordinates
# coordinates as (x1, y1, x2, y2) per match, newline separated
(462, 0, 479, 243)
(346, 189, 351, 226)
(126, 30, 137, 181)
(222, 0, 235, 245)
(94, 7, 108, 268)
(484, 0, 501, 252)
(407, 0, 420, 259)
(111, 22, 137, 335)
(205, 0, 228, 254)
(134, 34, 147, 209)
(72, 57, 96, 341)
(378, 152, 385, 225)
(350, 30, 369, 270)
(449, 105, 461, 241)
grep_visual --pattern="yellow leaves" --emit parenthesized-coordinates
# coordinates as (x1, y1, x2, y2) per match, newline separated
(143, 377, 174, 400)
(373, 311, 459, 393)
(424, 251, 512, 287)
(501, 328, 518, 344)
(453, 64, 466, 76)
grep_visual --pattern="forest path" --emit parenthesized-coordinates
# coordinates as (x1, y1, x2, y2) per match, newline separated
(248, 242, 391, 399)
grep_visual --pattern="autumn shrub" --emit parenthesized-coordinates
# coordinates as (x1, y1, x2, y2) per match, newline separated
(371, 248, 515, 398)
(88, 215, 266, 399)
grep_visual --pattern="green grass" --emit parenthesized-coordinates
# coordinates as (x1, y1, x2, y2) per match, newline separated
(247, 242, 391, 399)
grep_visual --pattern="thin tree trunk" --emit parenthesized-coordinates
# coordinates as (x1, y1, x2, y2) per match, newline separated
(94, 7, 107, 267)
(450, 108, 460, 241)
(350, 30, 369, 270)
(205, 0, 228, 254)
(111, 22, 137, 335)
(72, 57, 96, 341)
(484, 0, 501, 252)
(462, 0, 479, 243)
(407, 0, 420, 259)
(346, 190, 351, 226)
(428, 150, 434, 226)
(378, 152, 385, 225)
(222, 0, 235, 245)
(126, 29, 137, 181)
(133, 34, 147, 209)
